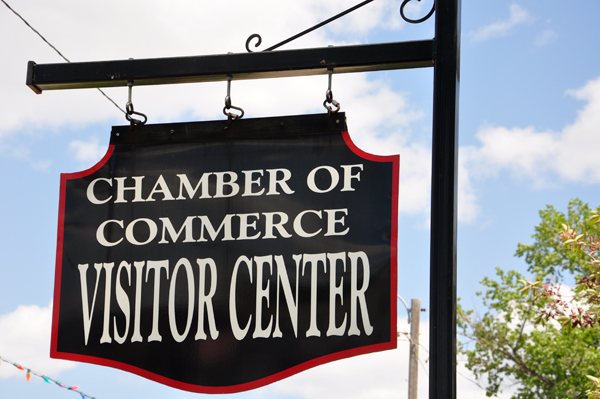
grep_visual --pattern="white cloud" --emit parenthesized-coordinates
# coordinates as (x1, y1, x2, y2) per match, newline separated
(31, 159, 53, 171)
(69, 137, 108, 166)
(535, 29, 557, 46)
(307, 0, 406, 36)
(463, 125, 558, 183)
(462, 75, 600, 187)
(458, 154, 480, 223)
(267, 318, 495, 399)
(470, 4, 532, 42)
(0, 303, 76, 379)
(558, 77, 600, 181)
(267, 318, 421, 399)
(0, 142, 52, 171)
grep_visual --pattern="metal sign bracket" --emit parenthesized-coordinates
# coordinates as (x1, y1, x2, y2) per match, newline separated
(24, 1, 460, 398)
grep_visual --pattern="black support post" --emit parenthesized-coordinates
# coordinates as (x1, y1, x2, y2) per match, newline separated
(430, 0, 460, 399)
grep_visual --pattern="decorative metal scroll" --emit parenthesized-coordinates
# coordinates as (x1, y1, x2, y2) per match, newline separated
(400, 0, 435, 24)
(245, 0, 435, 53)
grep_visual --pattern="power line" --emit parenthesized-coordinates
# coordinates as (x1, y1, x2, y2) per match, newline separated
(1, 0, 126, 115)
(398, 330, 429, 377)
(457, 368, 504, 399)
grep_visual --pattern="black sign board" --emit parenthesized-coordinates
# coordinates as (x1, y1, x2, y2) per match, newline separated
(51, 113, 398, 393)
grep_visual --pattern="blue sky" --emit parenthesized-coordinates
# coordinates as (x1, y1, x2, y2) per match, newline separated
(0, 1, 599, 398)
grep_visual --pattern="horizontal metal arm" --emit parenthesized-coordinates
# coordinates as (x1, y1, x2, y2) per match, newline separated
(26, 39, 434, 94)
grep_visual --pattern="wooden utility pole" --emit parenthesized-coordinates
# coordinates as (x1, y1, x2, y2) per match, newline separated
(408, 299, 421, 399)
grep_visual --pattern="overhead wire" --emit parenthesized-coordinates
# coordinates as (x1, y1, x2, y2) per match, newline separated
(400, 326, 502, 396)
(397, 328, 429, 377)
(1, 0, 126, 115)
(456, 363, 505, 399)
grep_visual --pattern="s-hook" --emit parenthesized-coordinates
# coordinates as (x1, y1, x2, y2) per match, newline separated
(125, 81, 148, 126)
(323, 69, 341, 115)
(223, 75, 245, 121)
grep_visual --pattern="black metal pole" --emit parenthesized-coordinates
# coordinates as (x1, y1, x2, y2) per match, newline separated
(430, 0, 460, 398)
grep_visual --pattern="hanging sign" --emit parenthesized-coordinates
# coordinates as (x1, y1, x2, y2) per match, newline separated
(51, 113, 398, 393)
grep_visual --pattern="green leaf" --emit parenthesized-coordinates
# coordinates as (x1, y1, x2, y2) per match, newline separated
(586, 375, 600, 384)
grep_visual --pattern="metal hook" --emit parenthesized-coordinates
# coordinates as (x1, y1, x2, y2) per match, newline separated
(323, 69, 340, 115)
(223, 75, 245, 121)
(125, 81, 147, 126)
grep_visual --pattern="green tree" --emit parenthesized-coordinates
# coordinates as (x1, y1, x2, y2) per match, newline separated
(458, 199, 600, 398)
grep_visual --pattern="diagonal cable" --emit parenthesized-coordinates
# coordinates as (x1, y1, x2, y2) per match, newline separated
(1, 0, 126, 114)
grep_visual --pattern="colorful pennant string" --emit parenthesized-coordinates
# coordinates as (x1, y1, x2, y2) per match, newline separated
(0, 355, 97, 398)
